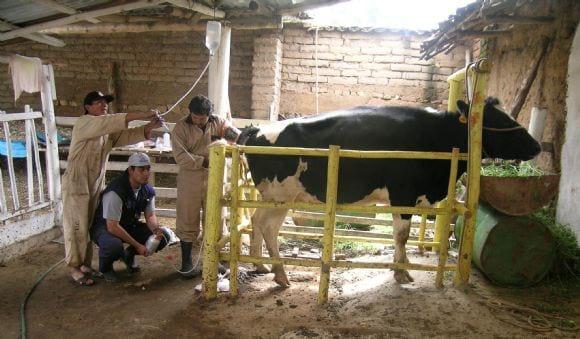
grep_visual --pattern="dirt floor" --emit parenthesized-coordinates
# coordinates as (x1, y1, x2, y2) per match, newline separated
(1, 231, 579, 339)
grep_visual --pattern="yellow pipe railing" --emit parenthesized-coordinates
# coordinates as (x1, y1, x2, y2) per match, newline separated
(201, 59, 491, 301)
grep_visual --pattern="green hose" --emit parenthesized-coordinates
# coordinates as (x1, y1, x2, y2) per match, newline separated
(20, 258, 65, 339)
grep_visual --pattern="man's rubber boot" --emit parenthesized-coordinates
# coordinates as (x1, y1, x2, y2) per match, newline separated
(180, 241, 196, 279)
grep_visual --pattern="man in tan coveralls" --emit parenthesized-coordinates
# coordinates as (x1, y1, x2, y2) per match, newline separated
(172, 95, 239, 278)
(63, 91, 162, 286)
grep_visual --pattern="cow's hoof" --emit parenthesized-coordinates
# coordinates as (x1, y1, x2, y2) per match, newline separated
(273, 273, 290, 288)
(254, 264, 270, 274)
(394, 270, 414, 284)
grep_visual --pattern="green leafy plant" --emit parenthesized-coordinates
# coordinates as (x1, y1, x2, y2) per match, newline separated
(481, 161, 545, 177)
(531, 206, 580, 295)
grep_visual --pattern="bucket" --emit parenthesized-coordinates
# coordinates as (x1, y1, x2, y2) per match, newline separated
(456, 202, 555, 287)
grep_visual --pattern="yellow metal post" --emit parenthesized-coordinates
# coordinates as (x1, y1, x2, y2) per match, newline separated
(229, 148, 241, 296)
(202, 144, 226, 300)
(418, 214, 427, 254)
(455, 59, 490, 286)
(433, 199, 447, 253)
(436, 148, 460, 288)
(447, 69, 466, 113)
(318, 145, 340, 304)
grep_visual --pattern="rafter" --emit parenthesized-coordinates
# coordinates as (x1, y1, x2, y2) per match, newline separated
(0, 0, 165, 42)
(0, 19, 64, 47)
(32, 0, 101, 24)
(166, 0, 225, 19)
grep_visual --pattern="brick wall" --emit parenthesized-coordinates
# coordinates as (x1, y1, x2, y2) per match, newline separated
(0, 30, 255, 121)
(279, 26, 466, 116)
(0, 25, 464, 120)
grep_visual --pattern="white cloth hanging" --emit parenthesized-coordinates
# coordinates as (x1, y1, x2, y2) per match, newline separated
(8, 54, 44, 101)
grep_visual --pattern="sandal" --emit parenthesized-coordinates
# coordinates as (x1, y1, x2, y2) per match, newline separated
(80, 266, 104, 279)
(70, 274, 95, 287)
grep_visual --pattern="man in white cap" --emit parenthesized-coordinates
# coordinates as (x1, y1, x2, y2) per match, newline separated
(90, 152, 169, 282)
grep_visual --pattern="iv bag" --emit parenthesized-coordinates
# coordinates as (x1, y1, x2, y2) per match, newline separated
(206, 21, 221, 56)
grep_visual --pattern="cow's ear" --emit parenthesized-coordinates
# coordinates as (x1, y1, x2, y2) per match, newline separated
(456, 100, 470, 116)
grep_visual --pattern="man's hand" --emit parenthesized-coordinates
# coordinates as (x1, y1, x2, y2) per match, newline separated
(153, 227, 163, 240)
(136, 243, 148, 257)
(144, 115, 164, 139)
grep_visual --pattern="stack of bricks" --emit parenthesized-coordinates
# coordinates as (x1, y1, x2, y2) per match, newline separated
(250, 30, 283, 120)
(279, 26, 466, 115)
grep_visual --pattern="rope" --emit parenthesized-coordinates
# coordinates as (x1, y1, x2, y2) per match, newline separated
(158, 59, 211, 117)
(20, 258, 65, 339)
(473, 285, 579, 333)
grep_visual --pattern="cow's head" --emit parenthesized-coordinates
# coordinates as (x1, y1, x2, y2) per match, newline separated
(457, 97, 541, 160)
(237, 125, 260, 145)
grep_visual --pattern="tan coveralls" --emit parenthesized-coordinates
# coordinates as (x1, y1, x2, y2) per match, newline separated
(172, 115, 227, 242)
(62, 113, 147, 268)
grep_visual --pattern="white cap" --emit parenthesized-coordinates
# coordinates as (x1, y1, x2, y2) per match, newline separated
(128, 152, 151, 167)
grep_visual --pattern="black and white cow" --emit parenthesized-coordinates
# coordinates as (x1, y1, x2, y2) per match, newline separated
(238, 98, 541, 287)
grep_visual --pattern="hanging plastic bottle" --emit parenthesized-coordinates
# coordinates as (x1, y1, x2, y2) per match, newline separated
(205, 21, 221, 56)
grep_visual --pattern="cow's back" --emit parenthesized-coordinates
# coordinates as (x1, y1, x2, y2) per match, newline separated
(245, 106, 466, 205)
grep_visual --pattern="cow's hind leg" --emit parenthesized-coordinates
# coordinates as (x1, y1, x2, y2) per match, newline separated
(251, 208, 290, 287)
(393, 215, 414, 283)
(261, 209, 290, 287)
(250, 208, 270, 274)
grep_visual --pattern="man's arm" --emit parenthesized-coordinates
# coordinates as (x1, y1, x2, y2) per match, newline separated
(144, 196, 162, 238)
(106, 220, 148, 256)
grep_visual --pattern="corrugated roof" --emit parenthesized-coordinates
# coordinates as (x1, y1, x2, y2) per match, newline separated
(0, 0, 109, 25)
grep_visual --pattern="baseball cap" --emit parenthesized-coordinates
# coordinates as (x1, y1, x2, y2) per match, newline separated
(128, 152, 151, 167)
(83, 91, 114, 106)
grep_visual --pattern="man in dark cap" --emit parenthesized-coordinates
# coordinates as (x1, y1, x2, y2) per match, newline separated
(62, 91, 163, 286)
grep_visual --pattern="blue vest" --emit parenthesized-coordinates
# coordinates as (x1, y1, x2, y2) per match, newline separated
(91, 170, 155, 234)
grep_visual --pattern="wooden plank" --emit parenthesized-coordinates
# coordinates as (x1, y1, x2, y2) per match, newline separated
(0, 19, 65, 47)
(167, 0, 225, 18)
(154, 187, 177, 199)
(25, 118, 34, 206)
(1, 112, 20, 210)
(59, 160, 179, 173)
(0, 111, 43, 122)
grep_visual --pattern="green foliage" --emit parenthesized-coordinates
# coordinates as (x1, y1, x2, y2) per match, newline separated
(481, 161, 544, 177)
(531, 206, 580, 290)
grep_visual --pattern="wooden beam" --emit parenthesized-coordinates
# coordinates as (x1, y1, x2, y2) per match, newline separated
(32, 0, 101, 24)
(456, 29, 511, 38)
(42, 21, 203, 34)
(511, 37, 551, 120)
(484, 14, 555, 24)
(278, 0, 351, 15)
(0, 19, 65, 47)
(0, 0, 165, 41)
(167, 0, 225, 19)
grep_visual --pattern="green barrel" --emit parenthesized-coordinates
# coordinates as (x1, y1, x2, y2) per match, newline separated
(455, 202, 555, 287)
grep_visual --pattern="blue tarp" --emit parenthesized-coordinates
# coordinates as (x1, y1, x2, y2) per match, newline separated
(36, 131, 70, 146)
(0, 140, 28, 158)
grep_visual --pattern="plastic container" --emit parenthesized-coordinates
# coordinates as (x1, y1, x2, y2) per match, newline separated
(145, 235, 161, 255)
(455, 202, 555, 287)
(163, 132, 171, 148)
(205, 21, 221, 56)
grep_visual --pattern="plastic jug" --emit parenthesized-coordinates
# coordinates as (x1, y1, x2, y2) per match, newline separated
(206, 21, 221, 56)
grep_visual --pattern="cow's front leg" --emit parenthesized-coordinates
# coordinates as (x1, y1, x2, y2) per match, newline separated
(393, 214, 414, 283)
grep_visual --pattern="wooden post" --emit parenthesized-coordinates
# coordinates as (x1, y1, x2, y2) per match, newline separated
(40, 64, 62, 227)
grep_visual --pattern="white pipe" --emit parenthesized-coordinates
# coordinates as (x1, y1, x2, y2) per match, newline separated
(529, 106, 548, 142)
